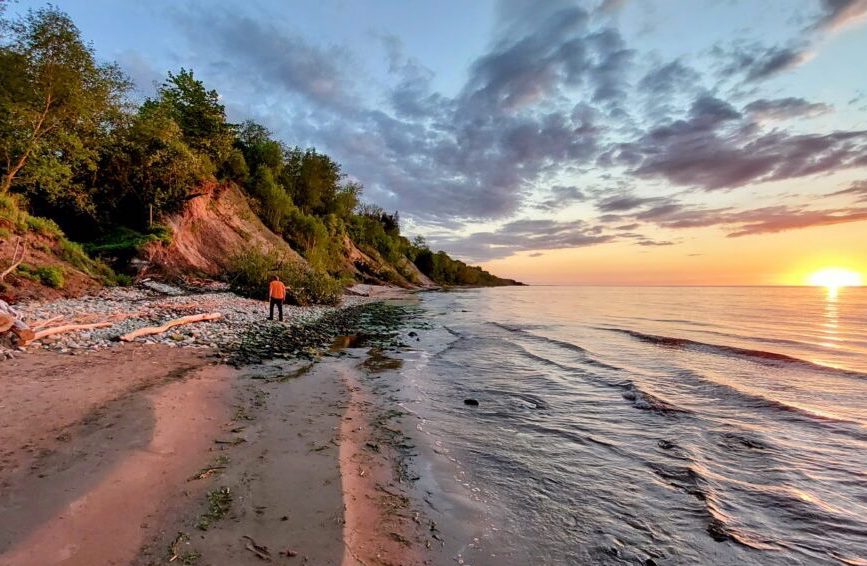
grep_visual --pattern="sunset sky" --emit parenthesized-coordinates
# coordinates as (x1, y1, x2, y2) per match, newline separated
(10, 0, 867, 285)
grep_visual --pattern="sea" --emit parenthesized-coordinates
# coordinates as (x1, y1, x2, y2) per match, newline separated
(387, 286, 867, 565)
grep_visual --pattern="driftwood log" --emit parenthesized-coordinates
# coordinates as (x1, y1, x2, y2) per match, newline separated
(0, 299, 33, 343)
(23, 321, 114, 345)
(0, 313, 14, 334)
(119, 313, 222, 342)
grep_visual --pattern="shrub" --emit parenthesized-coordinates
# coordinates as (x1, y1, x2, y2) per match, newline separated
(86, 224, 173, 255)
(17, 264, 65, 288)
(0, 193, 28, 232)
(57, 238, 120, 285)
(36, 266, 65, 288)
(228, 249, 343, 306)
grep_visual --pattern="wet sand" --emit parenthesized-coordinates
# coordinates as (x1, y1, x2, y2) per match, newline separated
(0, 341, 423, 565)
(0, 345, 234, 565)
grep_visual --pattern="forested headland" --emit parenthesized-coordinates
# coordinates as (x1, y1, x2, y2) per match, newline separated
(0, 6, 520, 304)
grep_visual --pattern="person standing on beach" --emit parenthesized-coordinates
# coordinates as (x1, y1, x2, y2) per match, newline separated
(268, 275, 287, 321)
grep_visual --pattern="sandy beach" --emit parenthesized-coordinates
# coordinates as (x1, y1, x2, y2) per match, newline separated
(0, 288, 427, 566)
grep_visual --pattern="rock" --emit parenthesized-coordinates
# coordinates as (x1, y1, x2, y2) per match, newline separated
(463, 399, 479, 406)
(408, 331, 418, 337)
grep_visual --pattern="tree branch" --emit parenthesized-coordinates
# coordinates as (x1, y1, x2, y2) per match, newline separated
(0, 237, 26, 281)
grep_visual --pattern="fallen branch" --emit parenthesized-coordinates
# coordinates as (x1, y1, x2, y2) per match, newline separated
(242, 535, 272, 562)
(0, 237, 26, 281)
(119, 312, 222, 342)
(23, 321, 113, 345)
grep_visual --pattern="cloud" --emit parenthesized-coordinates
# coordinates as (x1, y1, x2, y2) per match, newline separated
(598, 0, 628, 13)
(535, 185, 588, 210)
(716, 42, 812, 82)
(431, 218, 616, 261)
(638, 60, 701, 96)
(724, 206, 867, 236)
(811, 0, 867, 31)
(173, 10, 357, 111)
(828, 180, 867, 202)
(596, 193, 670, 212)
(605, 93, 867, 191)
(603, 199, 867, 237)
(744, 97, 830, 120)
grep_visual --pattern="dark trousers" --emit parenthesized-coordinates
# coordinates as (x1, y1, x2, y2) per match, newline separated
(269, 297, 284, 321)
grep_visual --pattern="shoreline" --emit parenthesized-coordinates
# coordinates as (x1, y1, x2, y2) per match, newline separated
(0, 285, 431, 565)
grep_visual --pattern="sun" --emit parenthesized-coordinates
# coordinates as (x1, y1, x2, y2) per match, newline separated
(807, 268, 863, 289)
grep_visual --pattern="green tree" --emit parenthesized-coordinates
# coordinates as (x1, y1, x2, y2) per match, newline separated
(282, 148, 342, 216)
(122, 99, 210, 213)
(157, 68, 233, 169)
(0, 7, 129, 198)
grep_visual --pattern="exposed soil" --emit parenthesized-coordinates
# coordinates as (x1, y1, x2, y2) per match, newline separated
(0, 232, 102, 302)
(142, 181, 305, 278)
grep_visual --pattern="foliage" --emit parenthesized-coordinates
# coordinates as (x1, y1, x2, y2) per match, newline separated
(85, 224, 172, 255)
(0, 192, 26, 230)
(196, 487, 232, 531)
(25, 214, 62, 237)
(0, 6, 130, 214)
(158, 68, 234, 168)
(17, 263, 64, 288)
(411, 244, 517, 286)
(57, 237, 121, 285)
(119, 99, 211, 214)
(228, 249, 342, 306)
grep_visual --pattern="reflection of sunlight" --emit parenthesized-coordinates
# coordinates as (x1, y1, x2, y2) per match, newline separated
(820, 288, 841, 349)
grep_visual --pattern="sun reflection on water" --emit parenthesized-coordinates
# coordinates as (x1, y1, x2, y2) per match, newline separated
(819, 286, 841, 349)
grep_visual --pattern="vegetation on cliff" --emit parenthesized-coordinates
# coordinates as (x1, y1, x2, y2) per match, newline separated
(0, 7, 519, 300)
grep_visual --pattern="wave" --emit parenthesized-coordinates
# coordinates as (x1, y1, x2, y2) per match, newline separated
(667, 367, 867, 433)
(602, 327, 867, 380)
(491, 322, 623, 371)
(620, 382, 692, 416)
(480, 323, 864, 431)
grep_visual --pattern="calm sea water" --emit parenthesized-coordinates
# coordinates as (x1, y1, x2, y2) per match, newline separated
(395, 286, 867, 565)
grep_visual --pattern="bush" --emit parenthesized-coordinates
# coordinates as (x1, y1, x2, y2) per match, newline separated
(57, 238, 120, 285)
(17, 264, 65, 288)
(36, 266, 65, 288)
(86, 224, 173, 255)
(228, 249, 343, 306)
(0, 193, 28, 232)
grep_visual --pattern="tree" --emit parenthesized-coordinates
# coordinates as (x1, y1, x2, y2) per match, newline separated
(122, 99, 210, 214)
(157, 68, 233, 169)
(282, 148, 342, 215)
(0, 7, 129, 197)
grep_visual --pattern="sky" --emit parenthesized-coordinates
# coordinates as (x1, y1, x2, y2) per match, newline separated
(8, 0, 867, 285)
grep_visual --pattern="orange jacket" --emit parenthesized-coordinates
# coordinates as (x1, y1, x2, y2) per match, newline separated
(269, 280, 286, 299)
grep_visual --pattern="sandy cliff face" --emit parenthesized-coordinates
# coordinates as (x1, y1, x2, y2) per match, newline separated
(142, 182, 305, 277)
